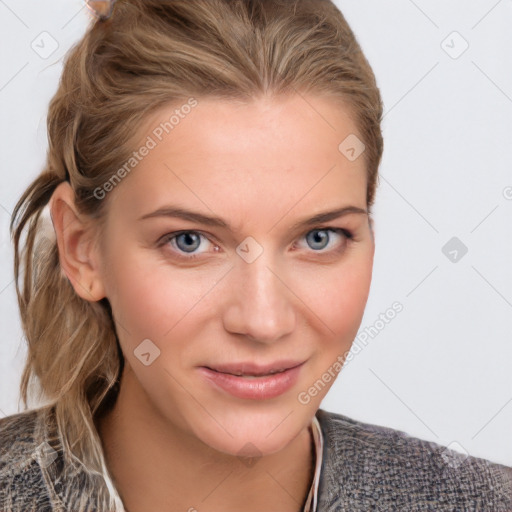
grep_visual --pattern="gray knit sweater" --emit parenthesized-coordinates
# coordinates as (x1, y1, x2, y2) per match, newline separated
(0, 406, 511, 511)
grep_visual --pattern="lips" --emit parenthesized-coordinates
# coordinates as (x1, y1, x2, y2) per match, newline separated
(198, 361, 305, 400)
(203, 360, 305, 377)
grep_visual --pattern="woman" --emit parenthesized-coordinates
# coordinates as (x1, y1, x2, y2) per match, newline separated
(1, 0, 511, 511)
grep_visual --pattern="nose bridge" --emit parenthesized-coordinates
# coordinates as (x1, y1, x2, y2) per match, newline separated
(224, 241, 295, 342)
(240, 252, 280, 308)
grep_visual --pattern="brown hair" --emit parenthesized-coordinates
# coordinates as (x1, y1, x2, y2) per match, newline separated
(10, 0, 383, 508)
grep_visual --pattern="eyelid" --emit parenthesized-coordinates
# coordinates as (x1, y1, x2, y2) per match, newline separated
(158, 230, 218, 246)
(158, 226, 354, 260)
(292, 226, 354, 252)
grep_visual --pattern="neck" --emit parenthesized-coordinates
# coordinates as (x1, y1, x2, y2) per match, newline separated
(96, 364, 315, 512)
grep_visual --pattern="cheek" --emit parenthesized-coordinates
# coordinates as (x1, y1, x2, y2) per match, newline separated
(103, 251, 218, 340)
(295, 255, 373, 339)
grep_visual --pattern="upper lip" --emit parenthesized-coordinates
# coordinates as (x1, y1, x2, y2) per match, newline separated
(203, 360, 305, 376)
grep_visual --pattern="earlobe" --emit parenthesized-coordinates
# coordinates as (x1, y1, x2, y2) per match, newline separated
(49, 181, 106, 302)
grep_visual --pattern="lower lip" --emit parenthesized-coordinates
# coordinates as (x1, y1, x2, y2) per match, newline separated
(198, 364, 304, 400)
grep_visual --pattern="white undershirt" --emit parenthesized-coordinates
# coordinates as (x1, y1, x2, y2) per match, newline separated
(302, 415, 324, 512)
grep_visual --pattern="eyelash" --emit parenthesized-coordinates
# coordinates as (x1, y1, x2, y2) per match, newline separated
(157, 227, 355, 262)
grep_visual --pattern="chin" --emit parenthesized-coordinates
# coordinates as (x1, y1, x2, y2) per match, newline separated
(194, 425, 297, 459)
(185, 401, 312, 459)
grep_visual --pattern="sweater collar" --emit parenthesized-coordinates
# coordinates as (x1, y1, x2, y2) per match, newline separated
(40, 405, 334, 512)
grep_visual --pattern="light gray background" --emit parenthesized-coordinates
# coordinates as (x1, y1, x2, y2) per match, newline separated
(1, 1, 511, 466)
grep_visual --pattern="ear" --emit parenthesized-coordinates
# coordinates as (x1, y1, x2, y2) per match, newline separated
(49, 181, 106, 302)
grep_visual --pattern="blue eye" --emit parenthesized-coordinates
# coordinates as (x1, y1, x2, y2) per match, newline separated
(159, 227, 354, 261)
(160, 231, 213, 260)
(298, 228, 353, 253)
(304, 229, 344, 251)
(174, 232, 203, 253)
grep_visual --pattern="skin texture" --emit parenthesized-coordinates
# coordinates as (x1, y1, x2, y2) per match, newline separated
(49, 93, 375, 512)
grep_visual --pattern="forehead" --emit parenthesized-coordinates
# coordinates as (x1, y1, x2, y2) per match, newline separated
(112, 94, 368, 229)
(140, 94, 362, 159)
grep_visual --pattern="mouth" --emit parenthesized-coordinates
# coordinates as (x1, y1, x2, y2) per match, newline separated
(205, 369, 289, 380)
(198, 360, 306, 400)
(203, 360, 305, 377)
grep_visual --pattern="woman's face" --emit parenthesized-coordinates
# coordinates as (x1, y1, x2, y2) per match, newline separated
(95, 93, 375, 457)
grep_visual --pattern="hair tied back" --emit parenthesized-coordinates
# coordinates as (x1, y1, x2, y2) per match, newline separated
(85, 0, 117, 21)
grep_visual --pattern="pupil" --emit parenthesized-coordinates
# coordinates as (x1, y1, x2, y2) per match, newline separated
(178, 233, 200, 253)
(309, 230, 328, 250)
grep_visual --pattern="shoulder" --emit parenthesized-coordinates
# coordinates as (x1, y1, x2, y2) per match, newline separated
(0, 407, 55, 512)
(315, 408, 512, 511)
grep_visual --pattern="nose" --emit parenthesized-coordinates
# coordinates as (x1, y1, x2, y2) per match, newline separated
(222, 251, 296, 344)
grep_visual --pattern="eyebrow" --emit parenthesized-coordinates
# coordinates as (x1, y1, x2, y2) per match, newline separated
(138, 205, 368, 231)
